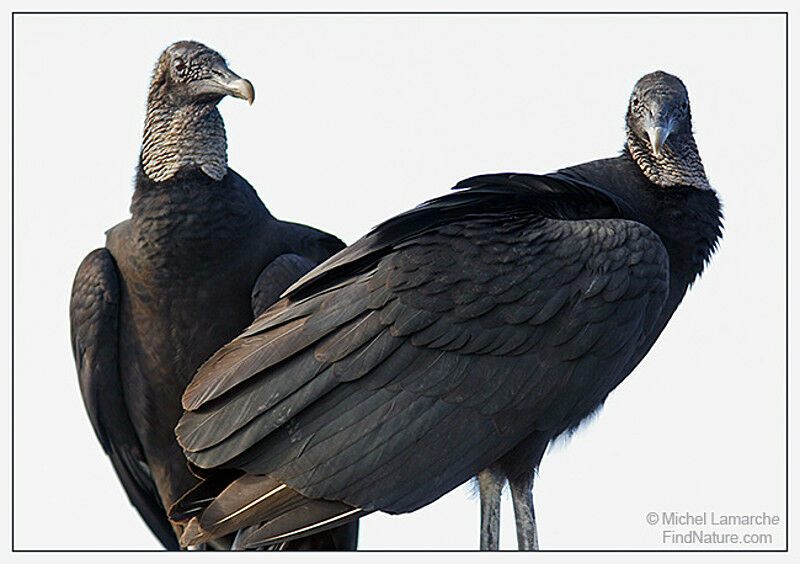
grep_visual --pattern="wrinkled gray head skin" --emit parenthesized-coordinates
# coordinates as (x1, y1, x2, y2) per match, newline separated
(625, 71, 709, 190)
(141, 41, 254, 183)
(149, 40, 254, 106)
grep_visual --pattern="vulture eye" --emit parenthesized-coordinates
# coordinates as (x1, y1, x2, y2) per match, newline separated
(175, 58, 186, 72)
(631, 97, 640, 109)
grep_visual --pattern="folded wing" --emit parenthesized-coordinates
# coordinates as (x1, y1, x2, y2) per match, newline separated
(71, 249, 179, 550)
(174, 174, 669, 543)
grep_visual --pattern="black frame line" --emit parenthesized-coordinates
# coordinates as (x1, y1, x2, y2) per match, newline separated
(9, 9, 790, 554)
(8, 11, 791, 15)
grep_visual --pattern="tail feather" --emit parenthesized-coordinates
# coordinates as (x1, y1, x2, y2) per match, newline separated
(174, 473, 363, 549)
(169, 469, 243, 522)
(243, 503, 366, 549)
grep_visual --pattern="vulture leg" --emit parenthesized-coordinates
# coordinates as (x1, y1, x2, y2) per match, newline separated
(508, 474, 538, 551)
(477, 467, 505, 550)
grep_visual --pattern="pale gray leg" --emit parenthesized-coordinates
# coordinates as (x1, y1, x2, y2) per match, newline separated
(508, 475, 539, 550)
(478, 467, 505, 550)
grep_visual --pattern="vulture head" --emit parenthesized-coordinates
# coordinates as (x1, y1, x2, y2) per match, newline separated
(624, 71, 708, 190)
(626, 71, 691, 157)
(140, 41, 254, 183)
(149, 41, 254, 107)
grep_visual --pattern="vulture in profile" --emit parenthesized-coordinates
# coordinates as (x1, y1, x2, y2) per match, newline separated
(171, 70, 722, 550)
(69, 41, 357, 550)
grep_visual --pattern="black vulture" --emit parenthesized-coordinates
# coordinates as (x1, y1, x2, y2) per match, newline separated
(69, 41, 358, 550)
(171, 71, 722, 550)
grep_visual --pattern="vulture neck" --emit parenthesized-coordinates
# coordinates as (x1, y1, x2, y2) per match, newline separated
(140, 98, 228, 183)
(625, 126, 710, 190)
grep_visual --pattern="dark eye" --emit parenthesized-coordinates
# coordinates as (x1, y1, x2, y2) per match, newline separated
(681, 100, 688, 111)
(631, 97, 640, 109)
(175, 58, 186, 72)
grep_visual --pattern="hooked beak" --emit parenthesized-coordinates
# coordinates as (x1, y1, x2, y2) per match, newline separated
(190, 65, 255, 105)
(223, 77, 255, 105)
(646, 121, 671, 156)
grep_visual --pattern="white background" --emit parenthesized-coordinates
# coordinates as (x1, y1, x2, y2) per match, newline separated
(9, 7, 788, 557)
